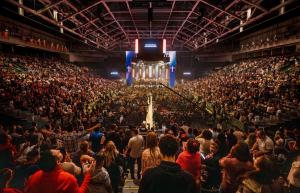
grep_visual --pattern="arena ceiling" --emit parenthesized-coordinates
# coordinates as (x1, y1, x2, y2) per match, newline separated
(4, 0, 298, 51)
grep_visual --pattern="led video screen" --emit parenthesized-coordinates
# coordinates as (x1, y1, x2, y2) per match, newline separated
(139, 39, 163, 54)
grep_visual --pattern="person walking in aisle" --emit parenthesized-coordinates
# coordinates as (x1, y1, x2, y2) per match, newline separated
(127, 128, 144, 179)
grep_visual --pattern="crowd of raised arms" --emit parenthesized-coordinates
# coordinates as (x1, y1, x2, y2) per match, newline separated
(0, 53, 300, 193)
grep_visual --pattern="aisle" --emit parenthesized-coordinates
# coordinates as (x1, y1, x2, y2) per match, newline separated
(122, 164, 140, 193)
(122, 178, 139, 193)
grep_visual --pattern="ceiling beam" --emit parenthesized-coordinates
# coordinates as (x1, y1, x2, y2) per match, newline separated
(162, 0, 175, 39)
(83, 21, 117, 37)
(241, 0, 268, 13)
(126, 0, 140, 39)
(37, 0, 65, 14)
(197, 0, 297, 49)
(5, 0, 108, 50)
(74, 18, 100, 31)
(183, 0, 240, 45)
(200, 0, 243, 21)
(102, 1, 130, 44)
(171, 0, 201, 45)
(112, 9, 190, 14)
(186, 20, 219, 36)
(193, 12, 231, 30)
(63, 0, 110, 44)
(61, 1, 102, 22)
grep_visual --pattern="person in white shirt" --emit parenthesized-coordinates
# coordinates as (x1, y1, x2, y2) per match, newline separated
(251, 130, 274, 158)
(127, 128, 144, 179)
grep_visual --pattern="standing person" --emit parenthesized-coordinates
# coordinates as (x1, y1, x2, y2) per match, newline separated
(202, 139, 222, 190)
(127, 128, 143, 179)
(53, 123, 100, 153)
(251, 130, 274, 158)
(138, 135, 196, 193)
(287, 151, 300, 193)
(187, 128, 195, 139)
(0, 168, 22, 193)
(58, 148, 81, 176)
(219, 142, 254, 193)
(234, 128, 245, 143)
(102, 141, 124, 193)
(141, 132, 161, 176)
(90, 124, 106, 153)
(176, 139, 201, 179)
(72, 141, 95, 167)
(105, 124, 122, 152)
(0, 132, 15, 170)
(88, 154, 112, 193)
(11, 149, 39, 190)
(237, 155, 285, 193)
(196, 129, 213, 156)
(24, 149, 95, 193)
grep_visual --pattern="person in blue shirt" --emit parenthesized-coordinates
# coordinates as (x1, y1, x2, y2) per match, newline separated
(90, 124, 105, 153)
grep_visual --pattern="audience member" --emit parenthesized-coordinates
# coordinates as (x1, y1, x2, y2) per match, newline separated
(88, 154, 112, 193)
(141, 132, 161, 175)
(24, 149, 95, 193)
(127, 128, 144, 180)
(176, 139, 201, 179)
(0, 168, 22, 193)
(219, 142, 254, 193)
(139, 135, 197, 193)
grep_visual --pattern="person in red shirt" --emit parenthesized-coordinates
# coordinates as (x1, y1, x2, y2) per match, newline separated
(25, 149, 95, 193)
(0, 168, 22, 193)
(176, 139, 201, 179)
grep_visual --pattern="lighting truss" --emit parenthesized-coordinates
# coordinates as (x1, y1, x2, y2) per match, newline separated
(5, 0, 298, 51)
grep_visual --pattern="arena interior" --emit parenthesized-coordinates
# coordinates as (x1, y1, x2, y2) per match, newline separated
(0, 0, 300, 193)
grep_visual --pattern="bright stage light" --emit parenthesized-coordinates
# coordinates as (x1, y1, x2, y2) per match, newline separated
(144, 43, 157, 48)
(183, 72, 191, 75)
(163, 39, 166, 53)
(135, 39, 139, 53)
(110, 71, 119, 75)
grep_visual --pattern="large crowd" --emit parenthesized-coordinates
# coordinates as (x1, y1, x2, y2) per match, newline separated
(0, 53, 300, 193)
(176, 56, 300, 126)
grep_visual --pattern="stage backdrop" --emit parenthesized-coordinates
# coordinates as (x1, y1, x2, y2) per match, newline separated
(125, 51, 135, 86)
(126, 51, 176, 88)
(167, 51, 176, 88)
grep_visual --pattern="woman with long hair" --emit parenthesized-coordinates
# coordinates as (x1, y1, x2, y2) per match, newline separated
(219, 142, 254, 193)
(102, 141, 124, 193)
(141, 132, 161, 176)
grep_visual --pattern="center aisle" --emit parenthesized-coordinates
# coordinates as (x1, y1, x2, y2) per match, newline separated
(122, 179, 139, 193)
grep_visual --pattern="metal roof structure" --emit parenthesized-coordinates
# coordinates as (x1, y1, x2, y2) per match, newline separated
(4, 0, 298, 51)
